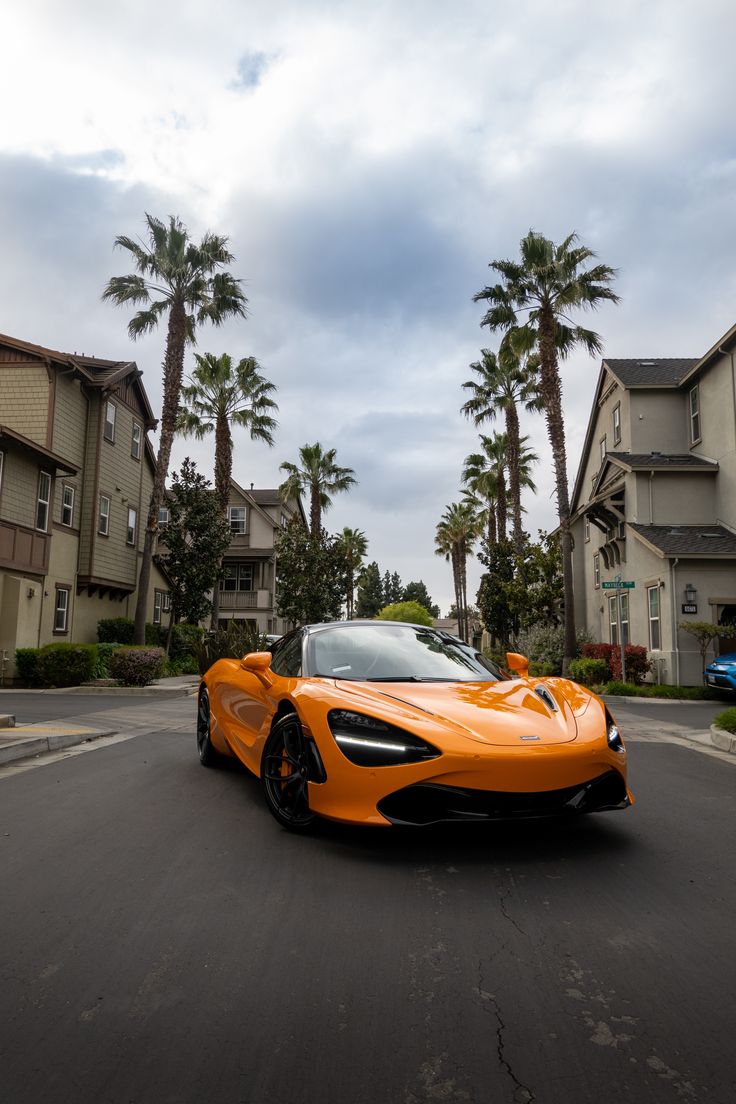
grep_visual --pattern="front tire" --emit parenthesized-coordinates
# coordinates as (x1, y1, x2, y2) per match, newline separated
(196, 687, 220, 767)
(261, 714, 316, 832)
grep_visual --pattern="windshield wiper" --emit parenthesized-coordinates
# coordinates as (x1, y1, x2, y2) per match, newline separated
(366, 676, 451, 682)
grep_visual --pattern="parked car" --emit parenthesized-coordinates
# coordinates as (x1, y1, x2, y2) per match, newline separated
(705, 652, 736, 691)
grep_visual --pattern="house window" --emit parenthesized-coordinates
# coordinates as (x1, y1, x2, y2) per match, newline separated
(618, 520, 626, 539)
(131, 421, 142, 460)
(54, 587, 70, 633)
(104, 400, 116, 443)
(162, 593, 171, 612)
(600, 436, 607, 463)
(220, 564, 254, 591)
(584, 516, 590, 542)
(158, 506, 169, 528)
(36, 471, 51, 531)
(62, 485, 75, 527)
(612, 403, 621, 445)
(228, 506, 247, 534)
(127, 507, 137, 545)
(98, 494, 110, 536)
(648, 586, 661, 649)
(689, 385, 701, 444)
(153, 590, 163, 624)
(620, 592, 630, 645)
(593, 553, 600, 588)
(609, 596, 618, 645)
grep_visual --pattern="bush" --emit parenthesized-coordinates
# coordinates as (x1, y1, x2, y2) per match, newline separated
(513, 624, 593, 675)
(196, 622, 267, 675)
(603, 681, 639, 696)
(581, 643, 652, 685)
(580, 643, 615, 678)
(98, 618, 135, 645)
(169, 623, 204, 660)
(714, 707, 736, 734)
(91, 642, 118, 679)
(528, 660, 557, 677)
(569, 657, 609, 686)
(37, 643, 99, 687)
(109, 647, 166, 686)
(14, 648, 41, 686)
(377, 601, 434, 626)
(164, 653, 200, 676)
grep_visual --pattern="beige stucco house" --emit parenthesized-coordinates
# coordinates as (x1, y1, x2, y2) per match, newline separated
(215, 479, 305, 637)
(570, 320, 736, 685)
(0, 333, 170, 679)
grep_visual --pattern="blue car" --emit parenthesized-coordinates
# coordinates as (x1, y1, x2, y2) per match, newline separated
(705, 652, 736, 691)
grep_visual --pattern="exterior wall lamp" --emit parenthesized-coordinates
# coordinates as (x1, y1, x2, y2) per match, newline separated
(684, 583, 697, 604)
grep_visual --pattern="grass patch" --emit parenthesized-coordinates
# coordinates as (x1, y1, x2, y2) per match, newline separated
(714, 707, 736, 733)
(600, 681, 733, 701)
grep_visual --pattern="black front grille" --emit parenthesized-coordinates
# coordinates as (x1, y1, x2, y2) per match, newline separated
(377, 772, 630, 826)
(707, 673, 734, 688)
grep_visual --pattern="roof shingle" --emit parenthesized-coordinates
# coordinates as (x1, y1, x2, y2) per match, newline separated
(630, 524, 736, 556)
(604, 359, 698, 387)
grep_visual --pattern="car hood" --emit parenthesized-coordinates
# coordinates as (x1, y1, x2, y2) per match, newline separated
(708, 653, 736, 666)
(335, 678, 581, 746)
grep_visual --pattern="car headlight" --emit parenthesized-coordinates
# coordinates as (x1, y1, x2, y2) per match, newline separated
(605, 708, 625, 752)
(327, 709, 441, 767)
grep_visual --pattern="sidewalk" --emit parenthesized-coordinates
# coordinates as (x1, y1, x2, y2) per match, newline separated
(0, 675, 199, 766)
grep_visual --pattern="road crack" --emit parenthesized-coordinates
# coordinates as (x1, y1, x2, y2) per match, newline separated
(477, 962, 535, 1103)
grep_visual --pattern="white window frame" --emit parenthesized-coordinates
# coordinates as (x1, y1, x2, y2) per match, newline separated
(36, 471, 51, 531)
(609, 595, 619, 645)
(593, 553, 600, 588)
(620, 592, 629, 646)
(162, 593, 171, 612)
(104, 400, 116, 443)
(158, 506, 169, 529)
(228, 505, 247, 534)
(153, 590, 163, 624)
(0, 450, 4, 492)
(126, 507, 137, 546)
(600, 435, 607, 463)
(612, 402, 621, 446)
(689, 385, 701, 444)
(98, 494, 111, 536)
(54, 587, 69, 633)
(61, 484, 75, 527)
(131, 421, 142, 460)
(647, 585, 661, 650)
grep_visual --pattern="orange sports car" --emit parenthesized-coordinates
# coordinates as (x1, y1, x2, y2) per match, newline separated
(196, 620, 633, 831)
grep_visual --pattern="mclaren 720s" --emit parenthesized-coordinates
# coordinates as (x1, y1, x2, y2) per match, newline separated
(196, 620, 633, 831)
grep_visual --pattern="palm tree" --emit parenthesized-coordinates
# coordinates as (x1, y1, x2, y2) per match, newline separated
(102, 213, 247, 643)
(461, 342, 541, 558)
(435, 501, 479, 642)
(279, 443, 357, 538)
(463, 433, 510, 543)
(336, 527, 368, 619)
(177, 351, 279, 626)
(473, 230, 619, 671)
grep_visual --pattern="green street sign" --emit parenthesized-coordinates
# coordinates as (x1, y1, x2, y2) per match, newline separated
(602, 580, 635, 589)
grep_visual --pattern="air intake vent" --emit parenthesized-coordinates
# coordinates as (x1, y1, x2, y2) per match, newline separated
(534, 685, 558, 712)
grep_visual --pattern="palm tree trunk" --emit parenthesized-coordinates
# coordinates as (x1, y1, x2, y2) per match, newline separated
(210, 415, 233, 630)
(538, 308, 575, 673)
(496, 472, 508, 543)
(310, 486, 321, 540)
(487, 498, 497, 548)
(505, 402, 524, 559)
(134, 301, 187, 644)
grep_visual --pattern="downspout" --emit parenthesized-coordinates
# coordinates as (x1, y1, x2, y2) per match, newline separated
(670, 556, 680, 686)
(649, 470, 654, 524)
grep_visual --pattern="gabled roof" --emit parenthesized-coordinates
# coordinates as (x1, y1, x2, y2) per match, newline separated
(680, 317, 736, 387)
(0, 332, 156, 427)
(603, 359, 698, 388)
(630, 524, 736, 558)
(606, 452, 718, 473)
(0, 424, 78, 474)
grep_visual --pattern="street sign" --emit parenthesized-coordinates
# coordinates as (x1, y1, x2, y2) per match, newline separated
(602, 580, 635, 589)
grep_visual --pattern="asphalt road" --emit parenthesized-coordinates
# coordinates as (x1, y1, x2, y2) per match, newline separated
(1, 705, 734, 1104)
(0, 690, 186, 724)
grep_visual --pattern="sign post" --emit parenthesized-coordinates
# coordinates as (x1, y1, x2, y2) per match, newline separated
(601, 576, 635, 682)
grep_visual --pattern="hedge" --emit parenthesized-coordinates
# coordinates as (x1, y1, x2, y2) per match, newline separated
(36, 643, 99, 687)
(15, 648, 41, 687)
(568, 657, 609, 686)
(580, 643, 652, 685)
(109, 647, 166, 686)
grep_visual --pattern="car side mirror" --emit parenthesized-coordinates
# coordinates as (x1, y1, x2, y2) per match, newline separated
(505, 652, 529, 678)
(241, 651, 273, 685)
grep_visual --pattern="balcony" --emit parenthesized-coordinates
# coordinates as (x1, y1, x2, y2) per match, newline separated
(219, 589, 273, 610)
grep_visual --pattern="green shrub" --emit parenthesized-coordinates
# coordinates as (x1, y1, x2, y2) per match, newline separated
(164, 654, 199, 676)
(91, 642, 118, 679)
(196, 622, 267, 675)
(14, 647, 41, 686)
(714, 707, 736, 734)
(37, 643, 98, 687)
(144, 623, 167, 648)
(98, 618, 135, 644)
(528, 660, 557, 677)
(513, 624, 593, 675)
(569, 657, 608, 686)
(109, 647, 166, 686)
(377, 601, 434, 626)
(169, 623, 204, 660)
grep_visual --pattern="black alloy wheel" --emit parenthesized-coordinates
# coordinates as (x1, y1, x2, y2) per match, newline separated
(261, 713, 316, 831)
(196, 687, 220, 767)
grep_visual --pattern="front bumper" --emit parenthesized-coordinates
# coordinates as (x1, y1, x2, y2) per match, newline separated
(705, 668, 736, 690)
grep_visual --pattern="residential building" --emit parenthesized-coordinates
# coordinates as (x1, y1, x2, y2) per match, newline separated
(0, 333, 169, 679)
(570, 320, 736, 685)
(218, 479, 305, 636)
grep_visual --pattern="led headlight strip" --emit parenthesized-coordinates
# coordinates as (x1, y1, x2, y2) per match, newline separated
(328, 709, 441, 767)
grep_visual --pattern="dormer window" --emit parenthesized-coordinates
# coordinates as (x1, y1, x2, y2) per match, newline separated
(689, 385, 701, 444)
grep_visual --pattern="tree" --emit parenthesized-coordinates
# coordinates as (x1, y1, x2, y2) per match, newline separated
(382, 570, 404, 606)
(435, 501, 479, 642)
(679, 621, 732, 678)
(403, 580, 440, 619)
(461, 342, 541, 558)
(477, 541, 516, 649)
(177, 351, 278, 625)
(355, 561, 384, 619)
(275, 518, 348, 625)
(158, 459, 231, 642)
(279, 443, 356, 537)
(477, 530, 563, 646)
(103, 213, 247, 643)
(474, 229, 619, 672)
(377, 601, 434, 627)
(336, 527, 368, 619)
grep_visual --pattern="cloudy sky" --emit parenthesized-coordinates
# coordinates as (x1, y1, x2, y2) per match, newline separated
(2, 0, 736, 613)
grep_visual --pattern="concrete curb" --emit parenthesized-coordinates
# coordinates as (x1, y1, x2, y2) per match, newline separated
(0, 726, 117, 766)
(603, 694, 725, 706)
(710, 725, 736, 754)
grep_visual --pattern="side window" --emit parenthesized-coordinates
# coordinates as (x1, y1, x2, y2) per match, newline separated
(270, 631, 303, 678)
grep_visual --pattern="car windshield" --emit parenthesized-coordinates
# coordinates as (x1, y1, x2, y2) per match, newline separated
(307, 623, 504, 682)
